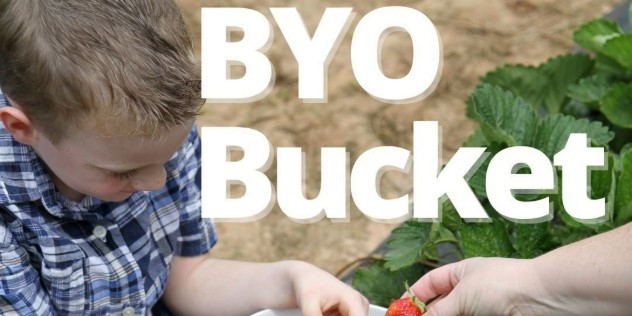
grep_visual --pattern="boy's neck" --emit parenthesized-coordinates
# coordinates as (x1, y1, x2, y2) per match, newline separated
(50, 172, 85, 202)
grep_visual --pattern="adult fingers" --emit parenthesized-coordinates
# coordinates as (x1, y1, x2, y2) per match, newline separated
(408, 261, 463, 302)
(423, 292, 462, 316)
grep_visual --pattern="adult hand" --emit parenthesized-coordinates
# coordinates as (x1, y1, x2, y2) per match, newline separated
(408, 257, 547, 316)
(405, 223, 632, 315)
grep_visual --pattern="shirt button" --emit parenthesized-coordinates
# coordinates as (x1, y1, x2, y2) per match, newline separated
(122, 307, 135, 316)
(93, 225, 107, 239)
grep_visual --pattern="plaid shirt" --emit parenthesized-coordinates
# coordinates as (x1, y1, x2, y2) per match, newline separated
(0, 93, 217, 315)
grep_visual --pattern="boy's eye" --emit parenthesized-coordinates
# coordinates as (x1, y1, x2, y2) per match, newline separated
(108, 170, 138, 180)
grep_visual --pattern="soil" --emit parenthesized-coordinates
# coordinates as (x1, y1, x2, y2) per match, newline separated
(176, 0, 623, 276)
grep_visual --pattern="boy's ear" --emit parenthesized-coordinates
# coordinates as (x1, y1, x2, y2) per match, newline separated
(0, 106, 38, 145)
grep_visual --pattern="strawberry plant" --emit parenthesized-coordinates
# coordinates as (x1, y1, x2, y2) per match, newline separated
(352, 5, 632, 307)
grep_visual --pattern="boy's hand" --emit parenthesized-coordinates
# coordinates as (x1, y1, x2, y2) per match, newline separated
(288, 261, 369, 316)
(164, 256, 368, 316)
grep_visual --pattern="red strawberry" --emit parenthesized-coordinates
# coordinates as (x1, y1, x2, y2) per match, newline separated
(385, 283, 426, 316)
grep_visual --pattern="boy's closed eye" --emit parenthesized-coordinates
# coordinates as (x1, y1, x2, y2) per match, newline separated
(107, 169, 139, 180)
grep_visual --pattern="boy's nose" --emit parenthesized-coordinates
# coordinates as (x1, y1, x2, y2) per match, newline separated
(131, 165, 167, 192)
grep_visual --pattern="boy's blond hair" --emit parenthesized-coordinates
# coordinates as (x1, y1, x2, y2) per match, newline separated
(0, 0, 203, 142)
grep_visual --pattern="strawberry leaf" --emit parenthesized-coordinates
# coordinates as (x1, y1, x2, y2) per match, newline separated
(600, 83, 632, 128)
(573, 18, 622, 52)
(459, 217, 513, 257)
(530, 114, 614, 159)
(567, 75, 610, 105)
(462, 126, 489, 147)
(478, 55, 593, 114)
(591, 153, 616, 201)
(383, 221, 432, 271)
(538, 54, 594, 114)
(467, 143, 506, 198)
(514, 222, 556, 258)
(553, 153, 616, 231)
(594, 53, 632, 77)
(592, 153, 617, 233)
(601, 33, 632, 69)
(469, 84, 538, 146)
(615, 147, 632, 225)
(438, 199, 464, 232)
(478, 65, 546, 112)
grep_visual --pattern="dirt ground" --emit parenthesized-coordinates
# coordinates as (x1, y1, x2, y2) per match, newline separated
(176, 0, 622, 275)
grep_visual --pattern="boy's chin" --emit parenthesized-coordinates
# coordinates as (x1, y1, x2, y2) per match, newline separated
(96, 191, 137, 202)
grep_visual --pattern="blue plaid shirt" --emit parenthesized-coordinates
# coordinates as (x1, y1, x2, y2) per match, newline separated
(0, 92, 217, 315)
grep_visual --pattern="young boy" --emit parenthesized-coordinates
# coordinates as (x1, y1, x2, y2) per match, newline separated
(0, 1, 368, 315)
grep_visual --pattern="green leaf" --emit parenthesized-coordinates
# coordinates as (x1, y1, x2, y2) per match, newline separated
(433, 223, 459, 244)
(459, 220, 513, 257)
(601, 34, 632, 69)
(573, 18, 622, 52)
(479, 66, 547, 111)
(514, 222, 556, 258)
(462, 126, 489, 147)
(352, 261, 428, 308)
(567, 75, 610, 105)
(469, 84, 538, 146)
(531, 114, 614, 159)
(538, 54, 594, 114)
(554, 154, 615, 232)
(594, 53, 632, 78)
(478, 55, 593, 114)
(600, 83, 632, 128)
(615, 148, 632, 225)
(439, 200, 464, 231)
(591, 153, 615, 200)
(418, 223, 459, 262)
(467, 143, 506, 198)
(550, 224, 596, 246)
(594, 165, 617, 234)
(562, 99, 593, 118)
(421, 243, 440, 262)
(587, 154, 616, 233)
(558, 206, 595, 230)
(383, 221, 432, 271)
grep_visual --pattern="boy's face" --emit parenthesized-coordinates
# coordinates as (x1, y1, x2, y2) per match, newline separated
(31, 121, 195, 202)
